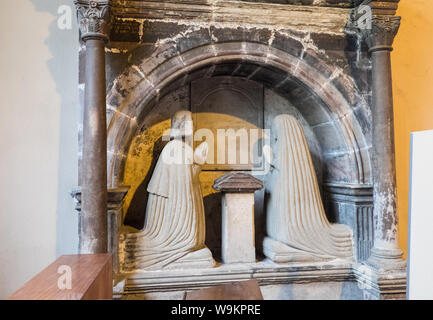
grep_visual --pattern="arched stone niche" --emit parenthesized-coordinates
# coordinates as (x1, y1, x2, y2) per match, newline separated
(106, 41, 373, 262)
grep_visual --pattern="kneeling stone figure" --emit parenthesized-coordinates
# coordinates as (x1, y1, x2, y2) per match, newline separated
(264, 114, 354, 263)
(121, 110, 215, 271)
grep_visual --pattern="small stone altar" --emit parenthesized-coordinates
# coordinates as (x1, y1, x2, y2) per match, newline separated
(213, 173, 264, 264)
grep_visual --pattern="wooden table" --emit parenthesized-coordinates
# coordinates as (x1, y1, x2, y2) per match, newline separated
(8, 254, 112, 300)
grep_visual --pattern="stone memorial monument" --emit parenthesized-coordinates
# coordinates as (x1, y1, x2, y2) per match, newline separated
(71, 0, 407, 300)
(264, 114, 354, 262)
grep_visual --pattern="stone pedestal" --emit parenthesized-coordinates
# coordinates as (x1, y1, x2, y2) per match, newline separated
(72, 186, 129, 273)
(213, 173, 263, 264)
(222, 193, 256, 263)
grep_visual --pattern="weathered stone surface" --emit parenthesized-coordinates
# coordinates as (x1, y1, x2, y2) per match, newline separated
(271, 31, 305, 58)
(323, 153, 354, 183)
(111, 19, 141, 42)
(296, 96, 332, 126)
(313, 122, 347, 154)
(250, 66, 288, 88)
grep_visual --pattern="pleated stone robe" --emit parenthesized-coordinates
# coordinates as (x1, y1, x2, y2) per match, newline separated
(263, 114, 354, 262)
(122, 140, 215, 271)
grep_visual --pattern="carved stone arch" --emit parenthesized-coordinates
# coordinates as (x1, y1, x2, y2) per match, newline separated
(106, 41, 371, 188)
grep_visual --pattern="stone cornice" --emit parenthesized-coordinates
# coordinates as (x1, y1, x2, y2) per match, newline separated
(363, 15, 401, 52)
(370, 0, 399, 15)
(111, 0, 399, 13)
(110, 1, 353, 34)
(75, 0, 113, 42)
(110, 1, 400, 16)
(105, 1, 400, 37)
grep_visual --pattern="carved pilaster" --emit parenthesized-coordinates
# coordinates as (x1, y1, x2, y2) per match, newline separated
(363, 16, 401, 52)
(360, 13, 406, 274)
(75, 0, 112, 42)
(324, 183, 374, 262)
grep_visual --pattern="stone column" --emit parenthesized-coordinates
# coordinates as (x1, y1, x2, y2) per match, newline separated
(75, 0, 112, 254)
(213, 173, 263, 264)
(363, 16, 406, 271)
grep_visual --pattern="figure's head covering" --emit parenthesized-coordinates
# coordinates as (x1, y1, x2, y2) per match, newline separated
(271, 114, 298, 168)
(171, 110, 193, 138)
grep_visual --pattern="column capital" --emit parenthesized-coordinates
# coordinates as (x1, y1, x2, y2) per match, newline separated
(74, 0, 112, 43)
(363, 16, 401, 53)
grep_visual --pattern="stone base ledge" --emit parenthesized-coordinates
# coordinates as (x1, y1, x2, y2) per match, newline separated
(115, 259, 353, 295)
(114, 260, 407, 300)
(352, 263, 407, 300)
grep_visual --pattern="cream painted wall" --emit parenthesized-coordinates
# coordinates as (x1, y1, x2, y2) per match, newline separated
(393, 0, 433, 259)
(0, 0, 78, 299)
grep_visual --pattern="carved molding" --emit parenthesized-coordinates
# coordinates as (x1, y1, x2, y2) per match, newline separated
(75, 0, 113, 42)
(363, 16, 401, 52)
(114, 261, 406, 300)
(71, 186, 129, 211)
(111, 1, 351, 34)
(213, 173, 264, 193)
(353, 263, 407, 300)
(117, 261, 354, 298)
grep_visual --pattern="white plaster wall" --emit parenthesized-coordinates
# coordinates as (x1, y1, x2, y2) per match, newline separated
(0, 0, 79, 299)
(408, 130, 433, 300)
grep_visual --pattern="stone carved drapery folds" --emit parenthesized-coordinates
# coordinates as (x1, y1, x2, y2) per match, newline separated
(75, 0, 112, 42)
(121, 111, 215, 271)
(361, 15, 406, 271)
(264, 115, 354, 262)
